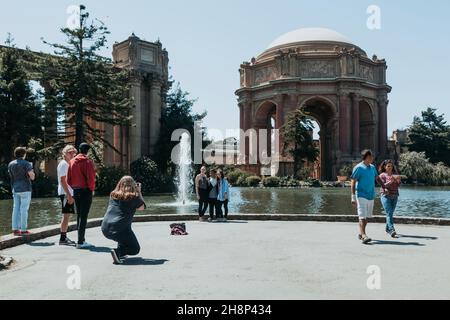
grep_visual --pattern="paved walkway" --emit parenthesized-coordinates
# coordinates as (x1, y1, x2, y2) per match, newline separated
(0, 221, 449, 300)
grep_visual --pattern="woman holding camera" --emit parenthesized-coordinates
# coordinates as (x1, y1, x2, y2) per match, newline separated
(101, 176, 146, 264)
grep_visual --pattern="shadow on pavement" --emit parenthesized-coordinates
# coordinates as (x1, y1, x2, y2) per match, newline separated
(121, 258, 169, 266)
(398, 234, 438, 240)
(88, 246, 112, 253)
(27, 242, 55, 247)
(370, 240, 425, 246)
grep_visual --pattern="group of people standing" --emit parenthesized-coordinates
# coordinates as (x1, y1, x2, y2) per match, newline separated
(8, 143, 146, 264)
(351, 149, 401, 244)
(195, 166, 230, 222)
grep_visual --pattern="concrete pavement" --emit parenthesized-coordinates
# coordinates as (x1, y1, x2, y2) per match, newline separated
(0, 220, 449, 300)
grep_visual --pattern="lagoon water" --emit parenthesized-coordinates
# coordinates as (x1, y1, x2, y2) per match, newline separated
(0, 186, 449, 236)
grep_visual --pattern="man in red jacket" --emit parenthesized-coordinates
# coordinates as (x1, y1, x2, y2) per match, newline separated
(67, 143, 96, 249)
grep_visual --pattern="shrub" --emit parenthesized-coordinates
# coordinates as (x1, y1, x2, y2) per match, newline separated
(235, 171, 252, 187)
(227, 169, 245, 185)
(0, 164, 11, 199)
(245, 176, 262, 187)
(399, 152, 434, 183)
(338, 164, 353, 177)
(130, 156, 174, 194)
(262, 176, 280, 187)
(32, 172, 57, 198)
(296, 167, 312, 180)
(96, 166, 129, 196)
(431, 162, 450, 186)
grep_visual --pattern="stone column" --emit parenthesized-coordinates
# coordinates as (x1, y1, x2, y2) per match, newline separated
(129, 79, 142, 163)
(338, 93, 351, 156)
(243, 102, 253, 163)
(239, 104, 244, 131)
(378, 94, 388, 157)
(351, 93, 360, 155)
(149, 80, 162, 155)
(103, 123, 114, 165)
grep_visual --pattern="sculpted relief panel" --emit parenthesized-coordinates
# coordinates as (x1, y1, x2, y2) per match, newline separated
(359, 64, 375, 82)
(254, 66, 278, 85)
(299, 60, 336, 78)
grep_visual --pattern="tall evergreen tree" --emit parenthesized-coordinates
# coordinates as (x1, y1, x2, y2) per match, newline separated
(408, 108, 450, 166)
(37, 5, 132, 150)
(281, 109, 319, 178)
(0, 35, 43, 162)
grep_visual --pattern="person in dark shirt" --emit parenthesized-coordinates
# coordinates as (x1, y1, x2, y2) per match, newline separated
(8, 147, 35, 236)
(101, 176, 146, 265)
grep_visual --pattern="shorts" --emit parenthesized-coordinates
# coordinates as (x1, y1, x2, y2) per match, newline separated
(59, 195, 75, 214)
(356, 197, 374, 220)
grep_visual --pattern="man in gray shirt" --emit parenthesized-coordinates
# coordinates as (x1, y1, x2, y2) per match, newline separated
(8, 147, 35, 236)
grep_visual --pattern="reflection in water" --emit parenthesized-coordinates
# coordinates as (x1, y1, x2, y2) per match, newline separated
(0, 187, 449, 236)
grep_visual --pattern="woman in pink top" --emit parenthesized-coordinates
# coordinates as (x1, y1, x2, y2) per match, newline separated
(378, 160, 402, 238)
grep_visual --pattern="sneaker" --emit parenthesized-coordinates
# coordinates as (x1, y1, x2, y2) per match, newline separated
(110, 249, 123, 265)
(389, 231, 398, 238)
(13, 230, 21, 236)
(59, 238, 76, 246)
(20, 231, 32, 236)
(223, 218, 228, 223)
(76, 242, 93, 249)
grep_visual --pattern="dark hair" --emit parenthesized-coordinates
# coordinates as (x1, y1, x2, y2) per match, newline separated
(79, 143, 91, 155)
(361, 149, 373, 160)
(210, 169, 216, 174)
(14, 147, 27, 159)
(379, 160, 398, 174)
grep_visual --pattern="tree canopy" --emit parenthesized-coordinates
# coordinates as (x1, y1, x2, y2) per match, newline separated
(407, 107, 450, 166)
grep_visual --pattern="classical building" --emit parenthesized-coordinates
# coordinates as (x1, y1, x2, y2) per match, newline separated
(0, 34, 169, 174)
(236, 28, 392, 180)
(108, 34, 169, 167)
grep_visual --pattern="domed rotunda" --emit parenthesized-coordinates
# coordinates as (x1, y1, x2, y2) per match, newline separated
(236, 27, 392, 180)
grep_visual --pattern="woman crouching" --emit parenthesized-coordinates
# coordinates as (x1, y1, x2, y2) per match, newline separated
(102, 176, 146, 265)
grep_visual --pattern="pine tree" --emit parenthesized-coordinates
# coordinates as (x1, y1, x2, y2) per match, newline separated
(0, 34, 43, 162)
(281, 109, 319, 178)
(408, 108, 450, 166)
(37, 5, 132, 150)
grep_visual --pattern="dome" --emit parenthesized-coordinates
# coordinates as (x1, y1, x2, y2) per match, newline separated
(267, 27, 353, 50)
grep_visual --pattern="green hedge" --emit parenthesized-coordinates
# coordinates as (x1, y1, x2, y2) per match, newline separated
(96, 166, 129, 196)
(0, 164, 11, 199)
(32, 172, 57, 198)
(245, 176, 262, 187)
(262, 176, 280, 187)
(130, 156, 174, 194)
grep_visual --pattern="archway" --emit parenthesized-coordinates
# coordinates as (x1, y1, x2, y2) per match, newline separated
(359, 100, 375, 151)
(299, 97, 337, 181)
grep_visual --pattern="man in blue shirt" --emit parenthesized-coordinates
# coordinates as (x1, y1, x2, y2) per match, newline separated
(351, 149, 384, 244)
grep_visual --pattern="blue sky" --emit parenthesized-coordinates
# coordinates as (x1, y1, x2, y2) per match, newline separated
(1, 0, 449, 139)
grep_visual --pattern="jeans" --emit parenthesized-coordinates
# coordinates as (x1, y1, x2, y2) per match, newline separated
(198, 190, 209, 217)
(109, 229, 140, 258)
(208, 198, 217, 219)
(381, 195, 398, 233)
(12, 191, 32, 231)
(73, 188, 93, 245)
(223, 199, 229, 218)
